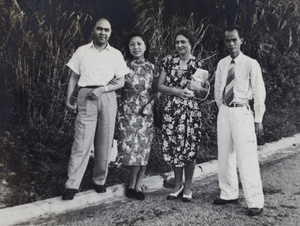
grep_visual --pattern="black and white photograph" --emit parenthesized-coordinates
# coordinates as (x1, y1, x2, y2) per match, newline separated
(0, 0, 299, 225)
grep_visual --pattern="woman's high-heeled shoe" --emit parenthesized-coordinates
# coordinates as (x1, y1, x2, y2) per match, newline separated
(182, 192, 192, 202)
(166, 186, 184, 200)
(125, 186, 136, 198)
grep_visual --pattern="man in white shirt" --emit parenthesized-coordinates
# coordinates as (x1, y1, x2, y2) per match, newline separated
(62, 18, 129, 200)
(213, 25, 266, 216)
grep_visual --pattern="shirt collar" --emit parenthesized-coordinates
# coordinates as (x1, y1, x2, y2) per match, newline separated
(89, 41, 112, 51)
(230, 52, 244, 64)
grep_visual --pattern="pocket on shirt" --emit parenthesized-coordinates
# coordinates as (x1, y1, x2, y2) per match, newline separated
(235, 78, 249, 93)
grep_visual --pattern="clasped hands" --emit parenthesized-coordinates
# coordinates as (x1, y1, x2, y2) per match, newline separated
(177, 69, 208, 99)
(178, 80, 205, 99)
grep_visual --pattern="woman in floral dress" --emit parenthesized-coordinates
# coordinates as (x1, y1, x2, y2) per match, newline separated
(115, 32, 158, 200)
(157, 29, 209, 202)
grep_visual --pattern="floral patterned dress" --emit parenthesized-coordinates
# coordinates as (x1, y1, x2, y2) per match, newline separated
(116, 59, 158, 166)
(161, 55, 205, 167)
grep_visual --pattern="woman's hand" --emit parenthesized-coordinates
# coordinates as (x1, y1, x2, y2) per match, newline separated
(187, 79, 210, 99)
(142, 103, 152, 116)
(188, 80, 203, 92)
(175, 88, 194, 99)
(108, 77, 118, 85)
(87, 87, 104, 100)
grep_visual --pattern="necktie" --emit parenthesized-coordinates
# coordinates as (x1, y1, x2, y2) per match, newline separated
(223, 60, 236, 106)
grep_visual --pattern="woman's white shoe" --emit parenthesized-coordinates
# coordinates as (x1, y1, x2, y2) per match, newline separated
(166, 186, 184, 200)
(182, 192, 192, 202)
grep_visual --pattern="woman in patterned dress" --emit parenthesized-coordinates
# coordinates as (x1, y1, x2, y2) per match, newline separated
(115, 32, 158, 200)
(157, 29, 209, 202)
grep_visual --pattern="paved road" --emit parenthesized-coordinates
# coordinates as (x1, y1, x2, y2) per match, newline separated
(30, 144, 300, 226)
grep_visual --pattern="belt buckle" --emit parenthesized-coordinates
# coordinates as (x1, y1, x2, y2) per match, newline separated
(223, 101, 248, 108)
(232, 103, 245, 107)
(222, 101, 229, 107)
(227, 102, 239, 107)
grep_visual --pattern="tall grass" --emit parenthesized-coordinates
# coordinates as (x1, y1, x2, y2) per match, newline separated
(0, 0, 92, 205)
(1, 0, 92, 145)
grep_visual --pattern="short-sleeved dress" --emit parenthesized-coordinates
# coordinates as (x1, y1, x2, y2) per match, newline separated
(161, 55, 205, 167)
(116, 59, 158, 166)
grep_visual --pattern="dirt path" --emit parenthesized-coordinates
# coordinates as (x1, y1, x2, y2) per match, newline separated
(30, 145, 300, 226)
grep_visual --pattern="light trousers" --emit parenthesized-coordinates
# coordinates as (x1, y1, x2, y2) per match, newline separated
(65, 88, 117, 190)
(217, 104, 264, 208)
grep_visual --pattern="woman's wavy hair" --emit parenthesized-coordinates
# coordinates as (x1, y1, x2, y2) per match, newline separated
(124, 32, 150, 60)
(174, 29, 195, 48)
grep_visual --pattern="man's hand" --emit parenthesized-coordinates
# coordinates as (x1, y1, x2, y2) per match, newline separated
(65, 71, 79, 114)
(255, 122, 264, 137)
(66, 101, 76, 111)
(87, 87, 104, 100)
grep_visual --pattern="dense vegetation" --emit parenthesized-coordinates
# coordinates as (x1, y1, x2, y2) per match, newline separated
(0, 0, 299, 207)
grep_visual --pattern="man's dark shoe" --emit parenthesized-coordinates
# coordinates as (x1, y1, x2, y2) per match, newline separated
(126, 188, 136, 198)
(95, 185, 106, 193)
(248, 208, 263, 216)
(135, 191, 145, 200)
(213, 198, 239, 205)
(62, 189, 78, 200)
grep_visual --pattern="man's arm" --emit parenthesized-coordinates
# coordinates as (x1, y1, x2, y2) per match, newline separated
(66, 70, 79, 111)
(251, 60, 266, 124)
(214, 63, 222, 107)
(87, 76, 125, 100)
(106, 76, 125, 92)
(251, 60, 266, 136)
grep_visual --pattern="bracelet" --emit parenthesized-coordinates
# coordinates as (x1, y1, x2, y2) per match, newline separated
(104, 85, 108, 92)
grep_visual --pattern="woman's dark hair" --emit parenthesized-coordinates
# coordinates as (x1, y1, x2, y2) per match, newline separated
(124, 32, 150, 60)
(224, 25, 244, 38)
(175, 29, 195, 48)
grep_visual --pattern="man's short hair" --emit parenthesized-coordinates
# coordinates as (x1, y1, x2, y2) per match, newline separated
(224, 25, 243, 38)
(93, 18, 111, 28)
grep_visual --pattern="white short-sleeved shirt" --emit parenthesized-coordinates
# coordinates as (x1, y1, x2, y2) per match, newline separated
(66, 41, 129, 87)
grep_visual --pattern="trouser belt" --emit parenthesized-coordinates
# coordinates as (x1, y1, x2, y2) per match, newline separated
(79, 86, 102, 90)
(223, 101, 246, 107)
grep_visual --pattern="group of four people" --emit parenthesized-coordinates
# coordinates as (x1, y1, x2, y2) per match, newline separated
(62, 17, 266, 217)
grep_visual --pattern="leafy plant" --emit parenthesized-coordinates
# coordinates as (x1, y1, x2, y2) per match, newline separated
(0, 0, 92, 206)
(0, 0, 92, 145)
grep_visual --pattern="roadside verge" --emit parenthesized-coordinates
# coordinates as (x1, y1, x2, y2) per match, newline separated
(0, 133, 299, 226)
